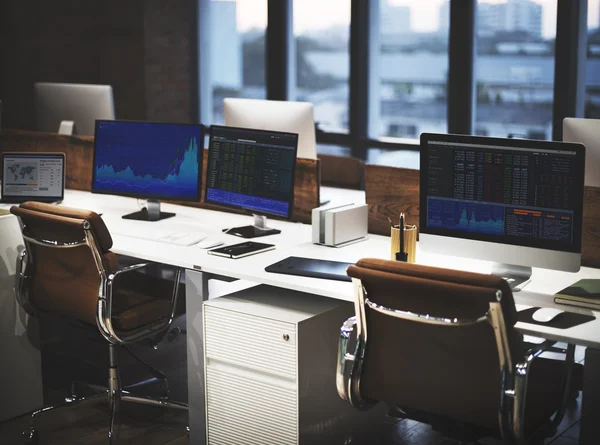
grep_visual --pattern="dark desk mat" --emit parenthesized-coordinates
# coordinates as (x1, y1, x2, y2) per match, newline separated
(517, 307, 596, 329)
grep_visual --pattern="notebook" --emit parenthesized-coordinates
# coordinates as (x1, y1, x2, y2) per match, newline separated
(554, 279, 600, 310)
(1, 152, 66, 204)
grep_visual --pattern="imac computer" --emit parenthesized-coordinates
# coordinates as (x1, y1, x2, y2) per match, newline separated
(34, 82, 115, 136)
(419, 133, 585, 289)
(563, 118, 600, 187)
(205, 125, 298, 238)
(92, 120, 203, 221)
(223, 98, 316, 159)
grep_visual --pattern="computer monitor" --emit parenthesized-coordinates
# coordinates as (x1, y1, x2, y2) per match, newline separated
(223, 98, 316, 159)
(92, 120, 203, 221)
(563, 118, 600, 187)
(419, 133, 585, 289)
(205, 125, 298, 238)
(34, 82, 115, 136)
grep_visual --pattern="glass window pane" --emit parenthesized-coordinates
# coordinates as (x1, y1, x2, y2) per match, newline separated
(317, 144, 351, 157)
(375, 0, 450, 141)
(293, 0, 351, 133)
(211, 0, 267, 125)
(475, 0, 556, 140)
(586, 0, 600, 118)
(367, 148, 420, 169)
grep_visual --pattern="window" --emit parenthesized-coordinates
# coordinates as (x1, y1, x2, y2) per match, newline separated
(200, 0, 591, 166)
(317, 144, 351, 157)
(293, 0, 351, 133)
(475, 0, 556, 140)
(374, 0, 450, 141)
(211, 0, 267, 124)
(367, 147, 420, 169)
(585, 0, 600, 119)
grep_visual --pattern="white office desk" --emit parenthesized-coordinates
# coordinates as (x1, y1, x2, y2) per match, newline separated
(62, 189, 599, 347)
(7, 189, 600, 444)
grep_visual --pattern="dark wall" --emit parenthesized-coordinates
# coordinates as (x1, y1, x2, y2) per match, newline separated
(143, 0, 197, 123)
(0, 0, 197, 131)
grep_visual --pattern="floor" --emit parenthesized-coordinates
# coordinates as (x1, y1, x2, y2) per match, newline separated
(0, 295, 586, 445)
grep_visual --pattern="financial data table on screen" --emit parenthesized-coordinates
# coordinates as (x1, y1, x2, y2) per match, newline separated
(424, 140, 582, 252)
(92, 120, 202, 201)
(205, 126, 297, 218)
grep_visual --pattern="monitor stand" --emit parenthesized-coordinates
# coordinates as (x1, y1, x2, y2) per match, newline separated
(122, 199, 175, 222)
(224, 214, 281, 238)
(491, 263, 532, 292)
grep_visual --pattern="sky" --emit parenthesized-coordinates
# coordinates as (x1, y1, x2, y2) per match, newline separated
(232, 0, 600, 38)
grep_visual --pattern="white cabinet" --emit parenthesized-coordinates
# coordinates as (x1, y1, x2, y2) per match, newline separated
(0, 213, 43, 421)
(203, 284, 370, 445)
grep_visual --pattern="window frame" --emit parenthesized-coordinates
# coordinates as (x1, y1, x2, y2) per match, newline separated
(200, 0, 590, 161)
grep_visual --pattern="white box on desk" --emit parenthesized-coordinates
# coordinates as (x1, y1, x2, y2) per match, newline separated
(312, 202, 368, 247)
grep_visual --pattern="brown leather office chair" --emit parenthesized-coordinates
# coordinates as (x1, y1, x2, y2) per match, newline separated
(337, 259, 575, 445)
(318, 153, 364, 190)
(11, 202, 187, 444)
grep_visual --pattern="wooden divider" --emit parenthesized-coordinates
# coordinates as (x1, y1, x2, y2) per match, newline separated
(583, 186, 600, 268)
(0, 130, 320, 224)
(365, 164, 420, 236)
(0, 131, 95, 191)
(365, 164, 600, 269)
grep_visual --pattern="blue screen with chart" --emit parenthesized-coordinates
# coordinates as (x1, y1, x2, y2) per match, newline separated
(92, 121, 202, 200)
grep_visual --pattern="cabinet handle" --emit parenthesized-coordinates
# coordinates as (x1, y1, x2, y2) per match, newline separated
(282, 334, 290, 342)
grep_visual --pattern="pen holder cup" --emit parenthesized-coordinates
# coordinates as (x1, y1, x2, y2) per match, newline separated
(390, 225, 417, 263)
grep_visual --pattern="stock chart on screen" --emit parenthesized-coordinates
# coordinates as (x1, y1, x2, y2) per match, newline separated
(93, 121, 201, 200)
(425, 140, 578, 245)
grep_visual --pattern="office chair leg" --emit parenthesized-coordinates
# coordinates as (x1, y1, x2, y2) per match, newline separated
(122, 344, 169, 397)
(120, 391, 188, 410)
(69, 381, 108, 399)
(24, 392, 108, 444)
(108, 388, 121, 445)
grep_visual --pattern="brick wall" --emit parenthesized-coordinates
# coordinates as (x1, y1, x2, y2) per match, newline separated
(143, 0, 197, 124)
(0, 0, 197, 130)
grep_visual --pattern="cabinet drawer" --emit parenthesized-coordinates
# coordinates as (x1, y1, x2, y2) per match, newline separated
(205, 306, 297, 378)
(206, 365, 297, 445)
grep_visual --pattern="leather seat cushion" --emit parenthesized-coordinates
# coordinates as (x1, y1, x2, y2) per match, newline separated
(112, 289, 171, 332)
(111, 270, 176, 332)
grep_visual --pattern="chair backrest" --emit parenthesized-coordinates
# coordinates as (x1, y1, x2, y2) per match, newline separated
(346, 258, 522, 433)
(10, 201, 117, 325)
(318, 154, 364, 189)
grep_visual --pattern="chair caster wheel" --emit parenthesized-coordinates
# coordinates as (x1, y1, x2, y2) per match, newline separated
(23, 429, 39, 444)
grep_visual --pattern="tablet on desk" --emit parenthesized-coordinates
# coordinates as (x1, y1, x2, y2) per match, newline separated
(207, 241, 275, 259)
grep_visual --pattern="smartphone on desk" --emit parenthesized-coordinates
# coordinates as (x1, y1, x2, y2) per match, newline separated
(207, 241, 275, 259)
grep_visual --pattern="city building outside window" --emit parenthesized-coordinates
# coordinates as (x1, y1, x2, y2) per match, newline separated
(586, 0, 600, 119)
(211, 0, 267, 125)
(475, 0, 556, 141)
(293, 0, 351, 135)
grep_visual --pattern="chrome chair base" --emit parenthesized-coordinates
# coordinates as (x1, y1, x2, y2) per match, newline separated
(23, 344, 187, 445)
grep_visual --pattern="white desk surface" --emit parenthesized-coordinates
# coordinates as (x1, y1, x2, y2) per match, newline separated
(15, 188, 599, 348)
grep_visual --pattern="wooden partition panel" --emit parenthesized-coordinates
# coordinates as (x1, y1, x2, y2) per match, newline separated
(582, 186, 600, 268)
(0, 131, 94, 190)
(365, 165, 420, 236)
(0, 130, 319, 224)
(318, 153, 364, 190)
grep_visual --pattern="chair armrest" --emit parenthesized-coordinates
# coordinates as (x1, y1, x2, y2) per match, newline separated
(98, 262, 182, 345)
(508, 340, 575, 442)
(523, 339, 559, 358)
(336, 316, 357, 402)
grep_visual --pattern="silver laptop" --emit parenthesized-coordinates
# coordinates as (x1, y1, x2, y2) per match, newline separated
(1, 152, 65, 204)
